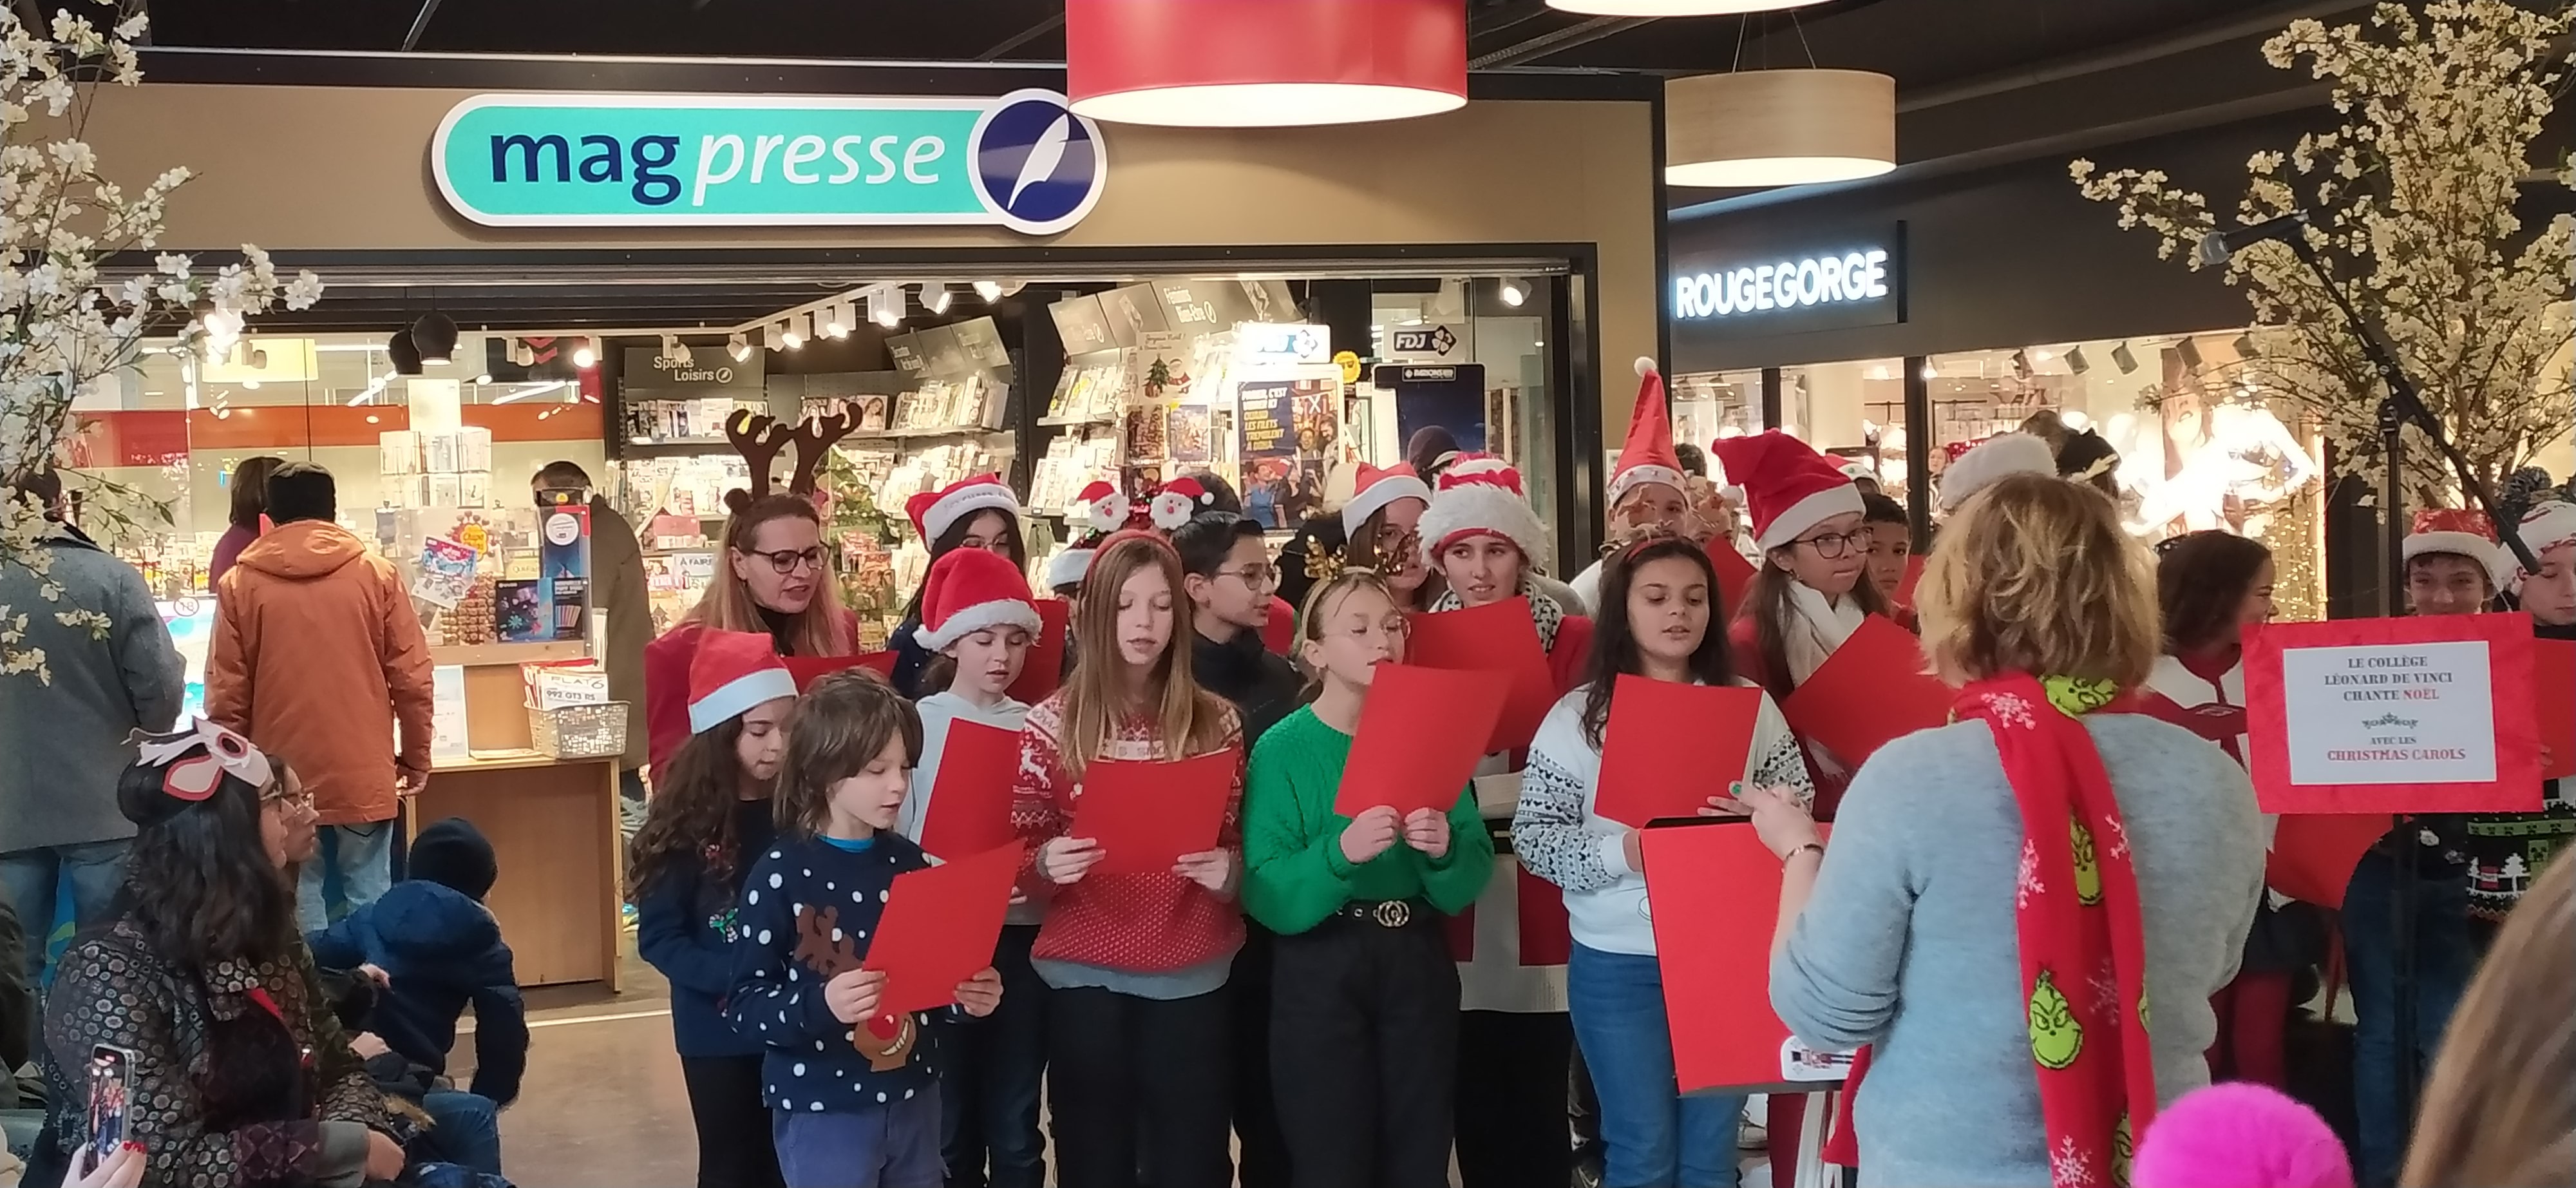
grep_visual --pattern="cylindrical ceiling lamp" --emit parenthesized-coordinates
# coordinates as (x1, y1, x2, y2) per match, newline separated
(1068, 0, 1466, 128)
(1666, 69, 1897, 187)
(1551, 0, 1826, 12)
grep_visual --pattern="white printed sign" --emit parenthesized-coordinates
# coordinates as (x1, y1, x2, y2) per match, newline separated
(2281, 640, 2496, 785)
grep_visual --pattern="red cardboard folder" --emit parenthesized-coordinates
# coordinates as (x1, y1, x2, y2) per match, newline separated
(1893, 555, 1926, 608)
(2244, 614, 2541, 815)
(864, 841, 1023, 1015)
(916, 719, 1021, 861)
(1406, 597, 1557, 753)
(1596, 677, 1762, 828)
(2537, 638, 2576, 780)
(2268, 814, 2389, 908)
(784, 651, 897, 691)
(1334, 664, 1508, 818)
(1069, 751, 1235, 876)
(1709, 545, 1758, 612)
(1778, 615, 1950, 767)
(1643, 821, 1837, 1093)
(1007, 599, 1072, 704)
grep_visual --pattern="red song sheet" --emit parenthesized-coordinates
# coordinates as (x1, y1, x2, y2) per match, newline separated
(2267, 813, 2391, 909)
(2536, 638, 2576, 780)
(1596, 677, 1763, 828)
(1893, 555, 1926, 609)
(1709, 544, 1758, 613)
(917, 719, 1021, 861)
(1334, 664, 1508, 818)
(2244, 614, 2541, 815)
(1405, 597, 1557, 753)
(864, 841, 1023, 1015)
(1643, 821, 1842, 1094)
(1778, 615, 1950, 767)
(1007, 599, 1072, 704)
(783, 651, 896, 692)
(1068, 751, 1236, 876)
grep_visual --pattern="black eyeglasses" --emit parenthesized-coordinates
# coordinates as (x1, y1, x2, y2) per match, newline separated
(1792, 530, 1870, 559)
(750, 546, 826, 574)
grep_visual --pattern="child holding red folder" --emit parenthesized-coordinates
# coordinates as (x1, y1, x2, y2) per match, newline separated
(1009, 532, 1247, 1188)
(726, 671, 1004, 1188)
(1242, 568, 1497, 1188)
(1414, 455, 1593, 1188)
(1515, 534, 1814, 1188)
(898, 546, 1047, 1188)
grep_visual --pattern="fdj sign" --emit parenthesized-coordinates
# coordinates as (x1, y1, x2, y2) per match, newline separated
(1674, 248, 1891, 320)
(432, 90, 1107, 235)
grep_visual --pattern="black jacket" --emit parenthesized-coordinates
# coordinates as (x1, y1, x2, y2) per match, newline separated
(1192, 626, 1303, 747)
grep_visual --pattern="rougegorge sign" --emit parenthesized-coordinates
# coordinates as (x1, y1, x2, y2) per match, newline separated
(1674, 248, 1891, 320)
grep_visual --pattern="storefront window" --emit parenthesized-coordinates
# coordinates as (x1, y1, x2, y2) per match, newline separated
(1669, 369, 1757, 451)
(1778, 359, 1906, 491)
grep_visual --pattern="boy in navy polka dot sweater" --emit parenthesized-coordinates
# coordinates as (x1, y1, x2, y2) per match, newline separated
(725, 672, 1005, 1188)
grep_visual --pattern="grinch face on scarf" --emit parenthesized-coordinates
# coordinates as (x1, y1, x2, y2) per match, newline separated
(2029, 969, 2084, 1071)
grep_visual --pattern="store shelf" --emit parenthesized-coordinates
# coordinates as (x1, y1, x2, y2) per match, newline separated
(845, 425, 1012, 441)
(621, 439, 738, 457)
(1039, 414, 1118, 427)
(432, 640, 588, 667)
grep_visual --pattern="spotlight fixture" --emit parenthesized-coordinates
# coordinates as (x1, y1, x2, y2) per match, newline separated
(1498, 277, 1528, 308)
(671, 338, 694, 366)
(921, 283, 953, 315)
(728, 332, 753, 362)
(2231, 333, 2259, 360)
(782, 316, 807, 350)
(822, 304, 849, 340)
(762, 322, 784, 351)
(474, 374, 493, 385)
(973, 280, 1005, 302)
(2011, 350, 2033, 379)
(2065, 346, 2091, 375)
(869, 289, 901, 329)
(2175, 338, 2204, 372)
(571, 338, 598, 369)
(411, 311, 459, 365)
(512, 340, 536, 368)
(242, 378, 260, 390)
(2110, 341, 2139, 374)
(388, 330, 424, 376)
(1918, 363, 1937, 381)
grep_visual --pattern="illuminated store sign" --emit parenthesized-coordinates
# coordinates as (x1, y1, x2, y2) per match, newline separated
(1674, 248, 1890, 320)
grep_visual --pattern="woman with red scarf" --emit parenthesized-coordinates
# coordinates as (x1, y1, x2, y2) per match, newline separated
(1728, 474, 2266, 1186)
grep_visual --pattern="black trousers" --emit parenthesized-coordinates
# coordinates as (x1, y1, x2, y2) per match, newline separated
(1454, 1010, 1577, 1188)
(1046, 982, 1236, 1188)
(679, 1053, 787, 1188)
(1269, 912, 1461, 1188)
(942, 923, 1050, 1188)
(1233, 922, 1292, 1188)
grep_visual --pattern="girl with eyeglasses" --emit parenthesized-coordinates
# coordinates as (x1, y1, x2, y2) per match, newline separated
(891, 475, 1031, 698)
(1340, 463, 1435, 609)
(642, 492, 862, 775)
(1414, 454, 1595, 1188)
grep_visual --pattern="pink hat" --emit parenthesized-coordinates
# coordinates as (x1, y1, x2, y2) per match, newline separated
(1709, 431, 1864, 551)
(688, 629, 796, 734)
(913, 547, 1043, 652)
(905, 474, 1019, 542)
(1341, 461, 1432, 537)
(1608, 356, 1686, 506)
(2134, 1082, 2352, 1188)
(1417, 454, 1549, 566)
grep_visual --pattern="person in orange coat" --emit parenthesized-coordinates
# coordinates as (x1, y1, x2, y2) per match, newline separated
(205, 463, 433, 934)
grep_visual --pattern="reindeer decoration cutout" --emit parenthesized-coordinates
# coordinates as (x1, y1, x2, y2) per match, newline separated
(793, 903, 918, 1072)
(723, 406, 860, 502)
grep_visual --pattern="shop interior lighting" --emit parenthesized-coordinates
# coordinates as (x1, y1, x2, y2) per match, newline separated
(1068, 0, 1465, 128)
(762, 322, 784, 351)
(1918, 363, 1937, 380)
(728, 332, 753, 362)
(411, 312, 459, 365)
(241, 378, 259, 390)
(1665, 69, 1896, 187)
(1549, 0, 1826, 12)
(869, 289, 902, 329)
(2175, 338, 2204, 373)
(473, 374, 493, 385)
(2232, 333, 2259, 360)
(512, 340, 537, 368)
(821, 304, 849, 340)
(1498, 278, 1529, 308)
(921, 283, 954, 315)
(672, 338, 694, 366)
(571, 338, 598, 369)
(781, 318, 806, 350)
(249, 349, 269, 370)
(2065, 346, 2091, 375)
(2111, 341, 2139, 374)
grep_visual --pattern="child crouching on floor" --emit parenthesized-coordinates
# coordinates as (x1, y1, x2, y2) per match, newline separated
(725, 671, 1005, 1188)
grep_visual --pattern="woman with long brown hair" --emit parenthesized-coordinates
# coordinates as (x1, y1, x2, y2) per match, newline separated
(642, 492, 859, 773)
(1010, 532, 1247, 1188)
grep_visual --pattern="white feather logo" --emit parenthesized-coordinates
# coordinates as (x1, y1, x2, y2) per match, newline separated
(1007, 113, 1072, 209)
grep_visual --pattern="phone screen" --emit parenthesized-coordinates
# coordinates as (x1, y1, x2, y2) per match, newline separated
(87, 1044, 135, 1164)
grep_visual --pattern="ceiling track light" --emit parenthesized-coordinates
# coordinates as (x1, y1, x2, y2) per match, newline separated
(869, 289, 902, 329)
(920, 282, 953, 315)
(822, 303, 849, 340)
(1497, 277, 1528, 308)
(972, 279, 1005, 302)
(571, 338, 598, 369)
(762, 322, 784, 351)
(411, 311, 458, 365)
(729, 332, 753, 362)
(512, 340, 536, 368)
(781, 316, 806, 350)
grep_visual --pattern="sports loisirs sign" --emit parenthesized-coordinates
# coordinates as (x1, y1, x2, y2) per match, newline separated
(431, 90, 1107, 235)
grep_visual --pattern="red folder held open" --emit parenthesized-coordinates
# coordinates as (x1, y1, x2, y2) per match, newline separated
(1643, 821, 1839, 1093)
(1007, 599, 1072, 704)
(917, 719, 1021, 861)
(1596, 677, 1762, 828)
(865, 841, 1023, 1015)
(1779, 615, 1950, 767)
(1069, 751, 1235, 876)
(1334, 664, 1508, 818)
(1406, 597, 1557, 754)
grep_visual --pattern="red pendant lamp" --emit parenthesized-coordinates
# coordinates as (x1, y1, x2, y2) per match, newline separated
(1067, 0, 1467, 128)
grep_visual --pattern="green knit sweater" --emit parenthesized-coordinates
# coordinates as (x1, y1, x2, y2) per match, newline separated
(1242, 705, 1496, 935)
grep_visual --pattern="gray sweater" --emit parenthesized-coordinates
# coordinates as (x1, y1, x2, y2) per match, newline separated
(0, 526, 183, 852)
(1771, 714, 2265, 1187)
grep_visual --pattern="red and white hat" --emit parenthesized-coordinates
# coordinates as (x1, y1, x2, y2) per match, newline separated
(913, 546, 1043, 651)
(1046, 536, 1102, 590)
(1935, 432, 2057, 512)
(2404, 507, 2507, 591)
(1340, 461, 1432, 537)
(1608, 357, 1686, 506)
(1417, 454, 1549, 566)
(1148, 476, 1218, 532)
(905, 474, 1019, 543)
(1074, 479, 1128, 535)
(1709, 431, 1866, 551)
(688, 629, 797, 734)
(2508, 501, 2576, 593)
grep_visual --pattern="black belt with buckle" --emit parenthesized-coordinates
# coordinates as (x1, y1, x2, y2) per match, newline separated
(1333, 898, 1427, 928)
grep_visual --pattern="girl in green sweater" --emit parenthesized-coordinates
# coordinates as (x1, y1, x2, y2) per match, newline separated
(1242, 568, 1496, 1188)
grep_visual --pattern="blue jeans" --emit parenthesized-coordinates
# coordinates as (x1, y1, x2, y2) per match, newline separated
(1567, 943, 1741, 1188)
(417, 1089, 504, 1176)
(2342, 851, 2481, 1188)
(296, 821, 395, 934)
(0, 840, 129, 992)
(773, 1095, 943, 1188)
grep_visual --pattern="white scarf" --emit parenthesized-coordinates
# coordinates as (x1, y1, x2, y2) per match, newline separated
(1782, 580, 1866, 685)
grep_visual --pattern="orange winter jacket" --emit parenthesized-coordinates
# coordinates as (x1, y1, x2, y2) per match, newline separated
(207, 520, 435, 825)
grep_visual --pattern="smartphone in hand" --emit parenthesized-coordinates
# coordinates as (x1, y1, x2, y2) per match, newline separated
(87, 1044, 137, 1164)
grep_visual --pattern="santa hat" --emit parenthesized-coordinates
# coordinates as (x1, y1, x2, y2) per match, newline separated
(1936, 433, 2058, 512)
(1340, 461, 1432, 537)
(1417, 454, 1550, 566)
(1074, 479, 1128, 535)
(2507, 501, 2576, 593)
(2401, 508, 2504, 590)
(1608, 357, 1687, 507)
(1148, 476, 1218, 532)
(1709, 431, 1865, 551)
(913, 546, 1043, 651)
(905, 474, 1019, 543)
(1046, 539, 1099, 590)
(688, 629, 797, 734)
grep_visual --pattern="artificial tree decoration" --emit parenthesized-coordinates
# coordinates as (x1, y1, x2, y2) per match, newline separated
(2069, 0, 2573, 507)
(0, 3, 323, 681)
